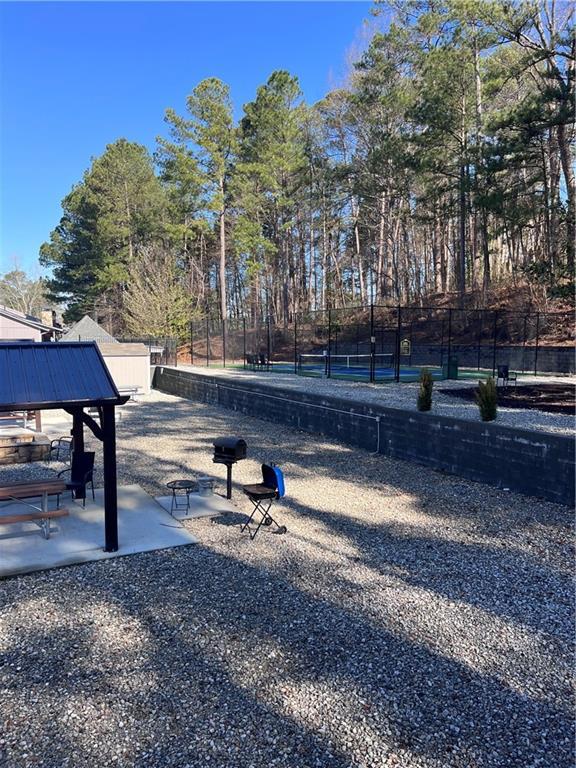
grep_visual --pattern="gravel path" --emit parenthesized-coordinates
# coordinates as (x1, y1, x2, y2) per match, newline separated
(0, 391, 574, 768)
(176, 364, 575, 435)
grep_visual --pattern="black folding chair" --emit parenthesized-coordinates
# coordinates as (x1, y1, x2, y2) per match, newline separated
(48, 436, 73, 463)
(241, 463, 286, 540)
(56, 451, 95, 508)
(497, 364, 517, 387)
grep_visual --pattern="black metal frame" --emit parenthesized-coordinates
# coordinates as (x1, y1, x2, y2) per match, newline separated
(49, 436, 73, 463)
(166, 480, 197, 515)
(191, 305, 573, 381)
(240, 493, 286, 540)
(56, 451, 96, 508)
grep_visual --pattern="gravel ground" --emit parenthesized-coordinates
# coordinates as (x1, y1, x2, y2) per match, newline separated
(176, 364, 575, 435)
(0, 391, 574, 768)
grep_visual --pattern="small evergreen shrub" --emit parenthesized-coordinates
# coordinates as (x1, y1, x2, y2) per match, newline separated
(476, 377, 498, 421)
(417, 368, 433, 412)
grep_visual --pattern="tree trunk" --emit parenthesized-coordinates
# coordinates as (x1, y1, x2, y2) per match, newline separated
(558, 121, 575, 269)
(123, 180, 134, 273)
(218, 176, 227, 334)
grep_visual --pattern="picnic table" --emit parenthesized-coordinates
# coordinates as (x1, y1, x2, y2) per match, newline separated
(0, 479, 69, 539)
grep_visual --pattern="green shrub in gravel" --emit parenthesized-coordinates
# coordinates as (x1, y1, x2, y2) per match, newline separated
(417, 368, 434, 412)
(476, 377, 498, 421)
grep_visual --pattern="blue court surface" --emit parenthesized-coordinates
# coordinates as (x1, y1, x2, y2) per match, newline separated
(228, 359, 494, 382)
(298, 364, 445, 381)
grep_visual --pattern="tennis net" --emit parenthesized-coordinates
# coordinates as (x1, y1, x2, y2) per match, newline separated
(298, 352, 395, 375)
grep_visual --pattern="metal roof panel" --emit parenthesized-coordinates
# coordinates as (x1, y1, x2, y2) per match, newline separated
(0, 341, 125, 411)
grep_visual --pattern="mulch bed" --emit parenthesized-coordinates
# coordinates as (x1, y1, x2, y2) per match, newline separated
(440, 383, 575, 415)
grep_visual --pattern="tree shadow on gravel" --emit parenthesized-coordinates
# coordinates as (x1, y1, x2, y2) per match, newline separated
(117, 397, 573, 526)
(1, 546, 573, 768)
(110, 398, 574, 636)
(0, 605, 353, 768)
(114, 396, 573, 546)
(276, 495, 573, 639)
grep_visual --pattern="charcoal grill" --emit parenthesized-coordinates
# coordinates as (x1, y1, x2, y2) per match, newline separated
(213, 437, 247, 499)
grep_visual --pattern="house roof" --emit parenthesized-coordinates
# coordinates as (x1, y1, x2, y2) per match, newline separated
(0, 342, 129, 411)
(61, 315, 117, 343)
(0, 304, 60, 333)
(98, 342, 150, 357)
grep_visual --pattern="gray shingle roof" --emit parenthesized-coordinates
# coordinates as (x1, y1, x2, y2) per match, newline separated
(61, 315, 117, 343)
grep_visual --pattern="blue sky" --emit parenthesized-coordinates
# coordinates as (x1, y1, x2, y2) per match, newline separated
(0, 1, 374, 275)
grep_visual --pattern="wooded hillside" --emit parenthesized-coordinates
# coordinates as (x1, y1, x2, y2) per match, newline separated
(40, 0, 575, 337)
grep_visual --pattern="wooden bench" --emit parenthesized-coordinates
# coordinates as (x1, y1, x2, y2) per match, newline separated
(0, 480, 69, 539)
(118, 386, 144, 403)
(0, 411, 42, 429)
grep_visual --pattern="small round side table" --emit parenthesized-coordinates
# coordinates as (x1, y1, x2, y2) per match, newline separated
(166, 479, 198, 516)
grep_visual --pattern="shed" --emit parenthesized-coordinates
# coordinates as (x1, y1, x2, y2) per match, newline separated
(97, 342, 151, 395)
(0, 341, 129, 551)
(60, 317, 151, 394)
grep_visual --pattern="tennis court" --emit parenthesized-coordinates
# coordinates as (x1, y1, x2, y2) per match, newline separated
(228, 353, 499, 383)
(295, 352, 487, 382)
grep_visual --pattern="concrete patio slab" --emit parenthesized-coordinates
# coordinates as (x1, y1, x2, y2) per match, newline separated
(154, 492, 236, 520)
(0, 484, 199, 579)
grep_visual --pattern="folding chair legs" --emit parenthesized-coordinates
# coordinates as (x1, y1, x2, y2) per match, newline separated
(56, 482, 94, 509)
(241, 498, 286, 540)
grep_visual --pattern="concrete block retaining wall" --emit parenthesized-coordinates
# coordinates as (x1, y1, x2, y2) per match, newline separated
(153, 367, 575, 507)
(405, 344, 575, 374)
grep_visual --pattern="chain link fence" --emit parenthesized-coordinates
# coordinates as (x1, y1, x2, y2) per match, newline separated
(115, 337, 178, 366)
(187, 306, 574, 382)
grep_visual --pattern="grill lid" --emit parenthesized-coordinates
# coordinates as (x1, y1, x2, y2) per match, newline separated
(213, 436, 247, 451)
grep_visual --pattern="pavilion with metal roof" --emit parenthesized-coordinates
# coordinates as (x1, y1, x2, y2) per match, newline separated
(0, 341, 129, 551)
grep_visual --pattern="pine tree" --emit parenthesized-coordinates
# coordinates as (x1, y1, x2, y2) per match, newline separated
(40, 139, 166, 323)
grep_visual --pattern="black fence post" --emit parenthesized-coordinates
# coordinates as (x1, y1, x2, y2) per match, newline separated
(522, 315, 527, 373)
(190, 322, 194, 365)
(294, 316, 298, 374)
(439, 316, 445, 369)
(476, 311, 483, 371)
(327, 309, 332, 378)
(206, 316, 210, 367)
(395, 305, 402, 382)
(222, 318, 226, 369)
(243, 317, 246, 370)
(447, 308, 453, 365)
(492, 310, 498, 377)
(369, 303, 375, 383)
(266, 316, 271, 371)
(534, 312, 540, 376)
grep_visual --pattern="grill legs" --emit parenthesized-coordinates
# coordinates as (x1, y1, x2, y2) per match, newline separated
(226, 464, 233, 500)
(241, 498, 286, 540)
